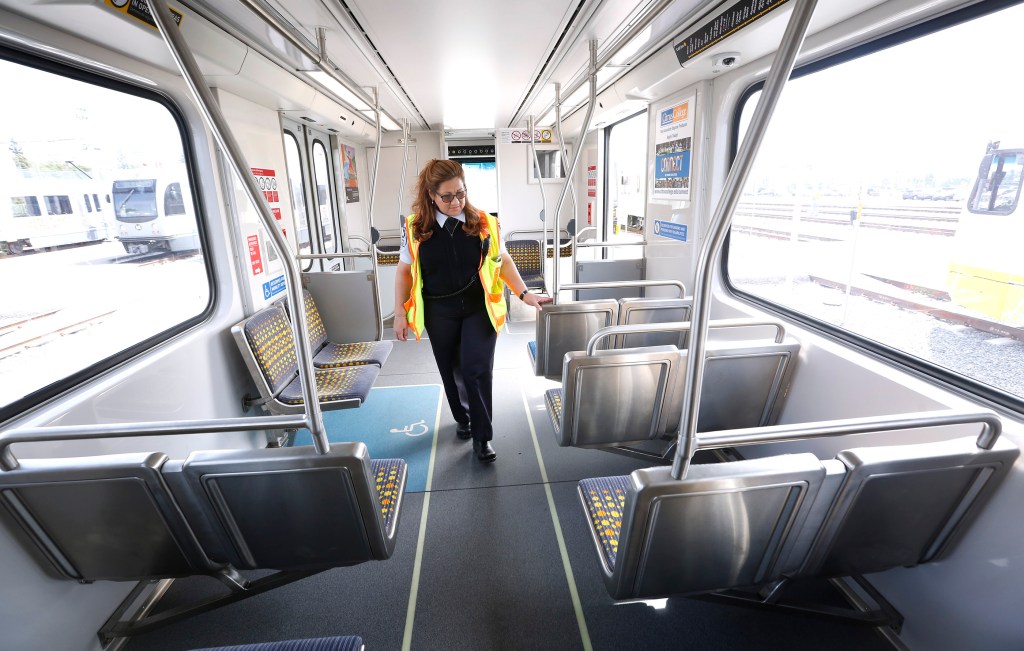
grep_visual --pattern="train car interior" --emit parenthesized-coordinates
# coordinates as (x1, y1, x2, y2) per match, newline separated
(1, 0, 1022, 649)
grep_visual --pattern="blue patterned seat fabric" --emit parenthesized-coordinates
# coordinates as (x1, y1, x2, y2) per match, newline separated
(189, 635, 364, 651)
(579, 475, 631, 572)
(527, 340, 538, 365)
(506, 239, 544, 288)
(371, 458, 407, 535)
(544, 388, 562, 436)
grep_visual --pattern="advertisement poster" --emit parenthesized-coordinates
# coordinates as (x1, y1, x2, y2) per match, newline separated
(342, 144, 360, 203)
(652, 95, 695, 201)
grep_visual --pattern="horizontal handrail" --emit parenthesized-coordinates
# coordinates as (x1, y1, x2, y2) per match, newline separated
(297, 252, 372, 260)
(586, 318, 784, 355)
(0, 415, 309, 471)
(507, 228, 570, 241)
(694, 409, 1002, 451)
(348, 235, 371, 250)
(575, 226, 597, 240)
(576, 240, 647, 249)
(562, 279, 687, 299)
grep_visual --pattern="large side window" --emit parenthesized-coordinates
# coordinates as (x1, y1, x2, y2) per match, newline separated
(311, 139, 338, 255)
(603, 111, 647, 259)
(728, 3, 1024, 402)
(0, 55, 210, 419)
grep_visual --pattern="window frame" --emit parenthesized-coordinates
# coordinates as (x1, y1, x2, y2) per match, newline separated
(723, 0, 1024, 415)
(0, 44, 216, 426)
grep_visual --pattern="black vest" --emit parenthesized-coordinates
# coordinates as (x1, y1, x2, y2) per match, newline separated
(418, 220, 484, 299)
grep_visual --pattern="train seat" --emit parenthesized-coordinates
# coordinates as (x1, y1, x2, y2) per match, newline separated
(545, 325, 799, 456)
(232, 306, 380, 415)
(162, 443, 407, 569)
(506, 239, 546, 309)
(531, 299, 619, 380)
(0, 431, 407, 641)
(190, 636, 364, 651)
(291, 289, 393, 369)
(0, 451, 215, 581)
(578, 413, 1018, 603)
(614, 297, 692, 349)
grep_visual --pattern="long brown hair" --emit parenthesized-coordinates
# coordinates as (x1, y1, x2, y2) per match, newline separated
(409, 159, 483, 243)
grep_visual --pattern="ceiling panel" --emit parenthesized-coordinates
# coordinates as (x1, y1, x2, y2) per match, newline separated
(348, 0, 579, 130)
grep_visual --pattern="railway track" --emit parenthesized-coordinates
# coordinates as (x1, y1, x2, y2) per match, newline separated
(734, 201, 958, 237)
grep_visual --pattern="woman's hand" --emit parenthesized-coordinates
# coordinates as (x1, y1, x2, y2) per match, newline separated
(394, 311, 409, 341)
(522, 292, 552, 310)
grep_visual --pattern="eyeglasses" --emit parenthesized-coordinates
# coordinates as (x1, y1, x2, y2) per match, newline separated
(435, 189, 466, 204)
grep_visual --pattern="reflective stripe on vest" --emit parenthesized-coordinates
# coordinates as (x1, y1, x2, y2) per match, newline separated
(403, 212, 507, 340)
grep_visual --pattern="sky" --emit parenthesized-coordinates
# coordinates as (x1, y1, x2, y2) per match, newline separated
(739, 2, 1024, 191)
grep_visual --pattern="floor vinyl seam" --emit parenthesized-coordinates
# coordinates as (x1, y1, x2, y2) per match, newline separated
(520, 385, 594, 651)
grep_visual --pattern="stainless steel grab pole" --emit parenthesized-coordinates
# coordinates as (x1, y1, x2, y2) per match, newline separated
(368, 88, 384, 340)
(528, 115, 549, 294)
(551, 40, 598, 301)
(554, 83, 579, 282)
(148, 0, 327, 452)
(673, 0, 819, 480)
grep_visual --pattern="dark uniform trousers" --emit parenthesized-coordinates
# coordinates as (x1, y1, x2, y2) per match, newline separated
(419, 219, 497, 443)
(423, 289, 496, 442)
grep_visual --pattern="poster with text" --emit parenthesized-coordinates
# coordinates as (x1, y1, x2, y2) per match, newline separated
(342, 144, 360, 203)
(652, 95, 695, 201)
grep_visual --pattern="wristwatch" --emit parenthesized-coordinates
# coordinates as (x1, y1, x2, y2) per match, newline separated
(519, 289, 528, 301)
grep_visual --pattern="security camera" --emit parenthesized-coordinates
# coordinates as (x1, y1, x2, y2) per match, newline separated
(711, 52, 741, 72)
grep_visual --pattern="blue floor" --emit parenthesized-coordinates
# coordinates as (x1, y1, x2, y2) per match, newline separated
(291, 383, 442, 491)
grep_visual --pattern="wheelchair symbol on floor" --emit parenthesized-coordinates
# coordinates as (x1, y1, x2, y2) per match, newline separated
(390, 419, 429, 437)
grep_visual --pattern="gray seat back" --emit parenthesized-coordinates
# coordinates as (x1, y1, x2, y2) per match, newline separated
(799, 435, 1020, 577)
(534, 300, 618, 379)
(616, 298, 692, 349)
(0, 452, 211, 581)
(559, 345, 685, 448)
(163, 443, 405, 570)
(588, 454, 830, 600)
(697, 339, 800, 431)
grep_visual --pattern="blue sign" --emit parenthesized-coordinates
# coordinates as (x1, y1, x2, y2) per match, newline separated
(654, 220, 688, 242)
(262, 274, 286, 299)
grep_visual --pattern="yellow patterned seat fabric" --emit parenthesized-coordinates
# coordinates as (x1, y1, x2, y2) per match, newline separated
(277, 365, 380, 406)
(579, 475, 630, 571)
(370, 458, 407, 535)
(506, 239, 544, 288)
(242, 306, 299, 394)
(313, 340, 393, 369)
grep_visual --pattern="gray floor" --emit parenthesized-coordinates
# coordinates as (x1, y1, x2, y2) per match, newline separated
(124, 306, 894, 651)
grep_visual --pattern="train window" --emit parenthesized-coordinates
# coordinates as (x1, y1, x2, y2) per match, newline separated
(967, 149, 1023, 215)
(11, 196, 41, 218)
(0, 55, 210, 418)
(164, 183, 186, 216)
(44, 195, 73, 215)
(282, 130, 313, 268)
(604, 110, 647, 259)
(311, 139, 338, 253)
(728, 2, 1024, 402)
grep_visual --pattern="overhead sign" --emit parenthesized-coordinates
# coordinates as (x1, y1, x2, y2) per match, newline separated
(499, 129, 553, 145)
(673, 0, 791, 65)
(105, 0, 183, 29)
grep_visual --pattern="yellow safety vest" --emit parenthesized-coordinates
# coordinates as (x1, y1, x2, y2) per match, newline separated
(403, 212, 507, 340)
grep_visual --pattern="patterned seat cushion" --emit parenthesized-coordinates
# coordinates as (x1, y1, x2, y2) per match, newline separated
(527, 340, 538, 365)
(506, 239, 541, 277)
(277, 365, 380, 406)
(188, 636, 364, 651)
(544, 388, 562, 436)
(242, 307, 298, 395)
(579, 475, 631, 571)
(376, 245, 399, 266)
(545, 238, 573, 258)
(371, 458, 407, 536)
(313, 340, 393, 369)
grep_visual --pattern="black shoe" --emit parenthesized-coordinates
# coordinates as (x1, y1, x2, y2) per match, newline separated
(473, 440, 496, 463)
(456, 422, 472, 440)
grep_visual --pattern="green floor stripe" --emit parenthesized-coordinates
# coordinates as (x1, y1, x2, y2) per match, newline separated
(401, 388, 444, 651)
(521, 386, 594, 651)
